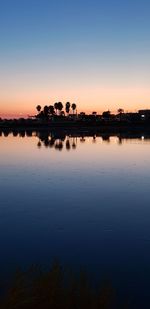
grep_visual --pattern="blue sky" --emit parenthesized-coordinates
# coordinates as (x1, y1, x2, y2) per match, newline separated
(0, 0, 150, 117)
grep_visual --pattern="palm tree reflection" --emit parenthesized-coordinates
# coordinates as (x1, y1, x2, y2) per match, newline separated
(37, 141, 42, 148)
(0, 130, 150, 151)
(102, 135, 110, 142)
(55, 140, 63, 151)
(72, 137, 77, 149)
(80, 136, 86, 143)
(66, 138, 71, 151)
(92, 135, 96, 143)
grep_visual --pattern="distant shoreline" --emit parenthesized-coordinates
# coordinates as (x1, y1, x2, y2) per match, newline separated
(1, 121, 150, 134)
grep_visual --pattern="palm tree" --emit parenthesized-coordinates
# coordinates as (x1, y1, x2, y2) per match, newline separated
(102, 111, 111, 119)
(36, 105, 41, 113)
(57, 102, 63, 115)
(118, 108, 124, 121)
(71, 103, 76, 114)
(118, 108, 124, 114)
(49, 105, 55, 115)
(54, 103, 58, 115)
(65, 102, 70, 115)
(43, 105, 49, 118)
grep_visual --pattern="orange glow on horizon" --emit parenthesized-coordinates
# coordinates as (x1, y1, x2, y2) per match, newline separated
(1, 85, 150, 118)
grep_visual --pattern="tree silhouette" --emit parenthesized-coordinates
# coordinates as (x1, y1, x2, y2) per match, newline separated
(49, 105, 55, 115)
(43, 106, 49, 118)
(72, 103, 76, 114)
(102, 111, 111, 119)
(118, 108, 124, 114)
(57, 102, 63, 114)
(36, 105, 41, 113)
(118, 109, 124, 121)
(54, 103, 58, 115)
(66, 102, 70, 115)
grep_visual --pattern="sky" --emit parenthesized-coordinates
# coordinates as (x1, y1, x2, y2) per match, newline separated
(0, 0, 150, 118)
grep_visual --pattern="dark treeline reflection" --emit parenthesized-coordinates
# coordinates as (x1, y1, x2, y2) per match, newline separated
(0, 260, 133, 309)
(37, 132, 77, 151)
(1, 129, 150, 151)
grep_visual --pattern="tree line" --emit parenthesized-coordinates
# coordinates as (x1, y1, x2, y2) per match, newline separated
(36, 102, 77, 119)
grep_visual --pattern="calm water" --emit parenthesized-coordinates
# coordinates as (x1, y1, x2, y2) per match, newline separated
(1, 130, 150, 306)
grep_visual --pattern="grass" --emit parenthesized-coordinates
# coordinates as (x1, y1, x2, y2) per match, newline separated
(0, 260, 119, 309)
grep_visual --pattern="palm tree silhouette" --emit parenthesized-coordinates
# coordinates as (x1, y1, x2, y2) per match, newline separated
(43, 105, 49, 118)
(118, 108, 124, 121)
(54, 103, 58, 115)
(118, 108, 124, 114)
(49, 105, 55, 115)
(57, 102, 63, 115)
(36, 105, 41, 113)
(65, 102, 70, 115)
(71, 103, 76, 114)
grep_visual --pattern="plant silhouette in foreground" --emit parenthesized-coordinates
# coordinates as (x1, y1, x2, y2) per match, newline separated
(0, 261, 117, 309)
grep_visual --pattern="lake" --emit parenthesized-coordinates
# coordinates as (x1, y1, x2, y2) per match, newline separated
(0, 129, 150, 307)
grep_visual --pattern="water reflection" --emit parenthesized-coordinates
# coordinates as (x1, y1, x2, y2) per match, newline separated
(1, 128, 150, 308)
(1, 129, 150, 151)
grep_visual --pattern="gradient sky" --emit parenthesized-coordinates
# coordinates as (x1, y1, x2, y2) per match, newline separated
(0, 0, 150, 118)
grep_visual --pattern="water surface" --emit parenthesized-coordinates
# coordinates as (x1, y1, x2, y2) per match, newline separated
(0, 130, 150, 306)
